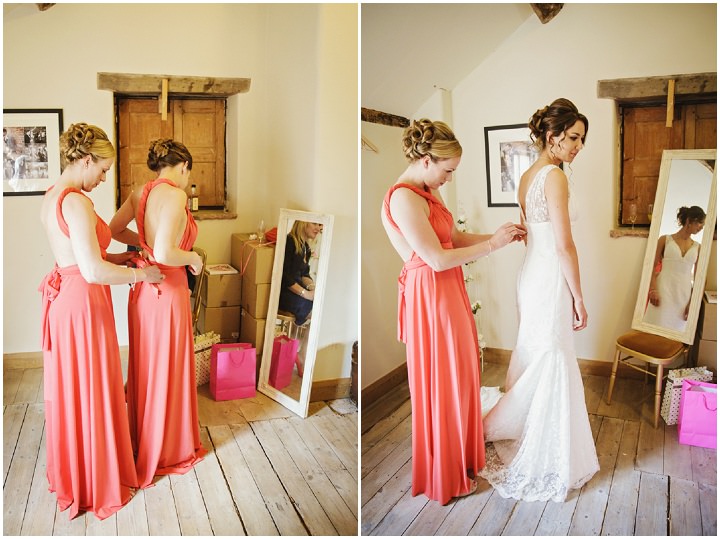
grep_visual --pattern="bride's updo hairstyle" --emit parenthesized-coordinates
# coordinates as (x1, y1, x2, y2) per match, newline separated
(677, 205, 706, 226)
(401, 119, 462, 163)
(147, 138, 193, 172)
(528, 98, 588, 151)
(59, 123, 115, 170)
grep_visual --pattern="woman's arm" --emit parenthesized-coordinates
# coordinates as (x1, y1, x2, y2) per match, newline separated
(648, 236, 666, 306)
(151, 188, 203, 274)
(108, 191, 140, 247)
(545, 168, 587, 330)
(63, 193, 161, 285)
(390, 188, 524, 272)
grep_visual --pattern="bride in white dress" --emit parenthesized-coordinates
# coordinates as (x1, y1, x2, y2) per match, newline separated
(479, 98, 599, 502)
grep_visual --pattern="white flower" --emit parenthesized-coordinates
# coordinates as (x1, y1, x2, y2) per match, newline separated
(471, 300, 482, 315)
(464, 274, 474, 283)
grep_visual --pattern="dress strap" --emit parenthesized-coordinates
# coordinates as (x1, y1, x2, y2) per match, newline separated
(383, 183, 442, 234)
(55, 187, 85, 238)
(137, 178, 180, 255)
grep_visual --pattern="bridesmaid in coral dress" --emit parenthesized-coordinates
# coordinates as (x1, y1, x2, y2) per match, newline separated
(381, 119, 526, 504)
(39, 123, 163, 519)
(110, 138, 206, 488)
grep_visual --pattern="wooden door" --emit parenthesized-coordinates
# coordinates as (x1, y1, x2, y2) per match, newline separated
(116, 97, 226, 208)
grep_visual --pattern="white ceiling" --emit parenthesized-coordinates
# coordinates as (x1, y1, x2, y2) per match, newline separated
(361, 3, 536, 119)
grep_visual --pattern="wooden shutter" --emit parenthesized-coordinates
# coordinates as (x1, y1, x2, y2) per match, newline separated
(621, 102, 716, 226)
(117, 97, 226, 208)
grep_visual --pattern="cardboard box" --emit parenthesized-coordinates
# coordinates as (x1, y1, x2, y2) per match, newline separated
(700, 296, 717, 341)
(231, 233, 275, 285)
(199, 304, 241, 342)
(200, 266, 242, 307)
(697, 339, 717, 375)
(242, 279, 271, 319)
(240, 308, 267, 354)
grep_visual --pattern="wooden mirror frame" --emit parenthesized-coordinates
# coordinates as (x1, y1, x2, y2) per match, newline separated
(257, 208, 334, 417)
(632, 149, 717, 344)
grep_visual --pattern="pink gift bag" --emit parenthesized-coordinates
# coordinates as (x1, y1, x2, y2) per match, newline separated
(677, 379, 717, 449)
(269, 336, 300, 390)
(210, 342, 256, 401)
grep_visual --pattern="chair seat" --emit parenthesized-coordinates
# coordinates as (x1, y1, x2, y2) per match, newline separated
(616, 330, 685, 360)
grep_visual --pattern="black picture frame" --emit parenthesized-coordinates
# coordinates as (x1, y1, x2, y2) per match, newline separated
(3, 108, 63, 196)
(484, 123, 538, 207)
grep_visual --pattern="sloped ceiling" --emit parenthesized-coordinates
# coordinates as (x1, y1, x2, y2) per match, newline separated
(362, 3, 535, 119)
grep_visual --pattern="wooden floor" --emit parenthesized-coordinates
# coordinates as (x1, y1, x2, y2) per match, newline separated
(361, 362, 717, 536)
(3, 365, 358, 536)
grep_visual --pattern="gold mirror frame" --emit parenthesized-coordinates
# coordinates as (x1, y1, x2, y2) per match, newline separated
(257, 208, 334, 417)
(632, 149, 717, 344)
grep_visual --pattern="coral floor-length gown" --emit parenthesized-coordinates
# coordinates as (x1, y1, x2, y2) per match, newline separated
(39, 187, 138, 520)
(383, 183, 485, 505)
(126, 178, 206, 488)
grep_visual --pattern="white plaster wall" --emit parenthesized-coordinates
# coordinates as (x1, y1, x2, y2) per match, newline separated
(360, 121, 407, 387)
(3, 3, 358, 381)
(361, 3, 716, 388)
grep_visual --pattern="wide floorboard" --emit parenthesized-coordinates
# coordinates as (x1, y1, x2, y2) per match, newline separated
(4, 365, 358, 536)
(361, 362, 716, 536)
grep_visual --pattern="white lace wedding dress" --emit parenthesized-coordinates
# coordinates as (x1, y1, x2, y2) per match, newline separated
(479, 164, 599, 503)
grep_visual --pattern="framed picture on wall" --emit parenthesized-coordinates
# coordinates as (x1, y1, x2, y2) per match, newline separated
(484, 123, 538, 207)
(3, 109, 63, 196)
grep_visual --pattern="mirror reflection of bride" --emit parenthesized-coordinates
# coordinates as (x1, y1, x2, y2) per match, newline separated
(644, 206, 706, 331)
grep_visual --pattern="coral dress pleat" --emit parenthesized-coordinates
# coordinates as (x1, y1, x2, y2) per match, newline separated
(126, 178, 206, 488)
(384, 183, 484, 505)
(39, 187, 138, 520)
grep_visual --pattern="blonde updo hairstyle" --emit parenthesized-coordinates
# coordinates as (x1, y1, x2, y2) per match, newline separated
(147, 138, 193, 172)
(401, 119, 462, 163)
(528, 98, 588, 151)
(59, 123, 115, 170)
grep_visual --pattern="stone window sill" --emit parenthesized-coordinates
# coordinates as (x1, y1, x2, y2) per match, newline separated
(609, 228, 649, 238)
(192, 210, 237, 221)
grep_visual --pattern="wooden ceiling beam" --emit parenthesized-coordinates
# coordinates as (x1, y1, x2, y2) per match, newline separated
(361, 107, 409, 128)
(530, 4, 564, 24)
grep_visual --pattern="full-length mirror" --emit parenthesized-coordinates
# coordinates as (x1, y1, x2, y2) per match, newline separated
(632, 149, 717, 344)
(258, 209, 334, 417)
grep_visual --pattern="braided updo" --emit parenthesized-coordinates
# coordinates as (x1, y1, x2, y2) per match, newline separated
(59, 123, 115, 170)
(677, 205, 706, 226)
(147, 138, 193, 172)
(528, 98, 588, 150)
(401, 119, 462, 163)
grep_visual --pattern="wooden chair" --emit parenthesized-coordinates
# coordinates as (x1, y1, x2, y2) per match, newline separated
(606, 330, 688, 428)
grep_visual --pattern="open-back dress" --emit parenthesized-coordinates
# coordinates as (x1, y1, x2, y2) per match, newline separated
(39, 187, 138, 519)
(383, 183, 484, 505)
(126, 178, 206, 488)
(479, 165, 599, 502)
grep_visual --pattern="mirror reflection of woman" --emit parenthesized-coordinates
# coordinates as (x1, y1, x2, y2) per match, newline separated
(645, 205, 705, 331)
(278, 221, 322, 326)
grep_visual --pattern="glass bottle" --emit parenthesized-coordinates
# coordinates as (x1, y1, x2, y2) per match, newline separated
(190, 184, 199, 212)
